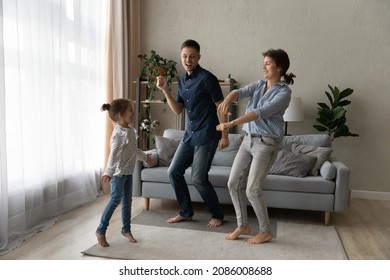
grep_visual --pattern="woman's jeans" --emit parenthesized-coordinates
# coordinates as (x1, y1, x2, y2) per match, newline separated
(168, 138, 224, 220)
(96, 175, 133, 234)
(228, 135, 278, 232)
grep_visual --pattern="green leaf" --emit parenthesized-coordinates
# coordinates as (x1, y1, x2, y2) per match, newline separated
(334, 124, 350, 138)
(331, 107, 346, 122)
(325, 91, 334, 107)
(317, 102, 330, 109)
(337, 100, 351, 107)
(339, 88, 353, 100)
(313, 125, 328, 132)
(332, 86, 341, 104)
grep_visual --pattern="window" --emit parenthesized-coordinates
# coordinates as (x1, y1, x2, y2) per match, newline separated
(2, 0, 108, 191)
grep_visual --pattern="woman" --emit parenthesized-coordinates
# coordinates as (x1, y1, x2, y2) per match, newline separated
(216, 49, 295, 244)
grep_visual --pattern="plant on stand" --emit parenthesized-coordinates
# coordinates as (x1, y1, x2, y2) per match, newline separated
(138, 50, 177, 149)
(313, 84, 359, 142)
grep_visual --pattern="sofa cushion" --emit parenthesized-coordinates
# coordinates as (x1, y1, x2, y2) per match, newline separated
(212, 134, 244, 166)
(161, 129, 243, 167)
(155, 136, 181, 167)
(141, 166, 171, 183)
(269, 149, 317, 177)
(163, 129, 185, 139)
(280, 134, 331, 150)
(141, 166, 336, 194)
(264, 174, 336, 194)
(291, 143, 333, 176)
(141, 165, 232, 188)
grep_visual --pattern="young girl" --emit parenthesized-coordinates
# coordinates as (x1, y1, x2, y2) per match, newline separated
(96, 98, 153, 247)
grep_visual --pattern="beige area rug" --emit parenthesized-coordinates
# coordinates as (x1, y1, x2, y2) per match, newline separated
(82, 210, 347, 260)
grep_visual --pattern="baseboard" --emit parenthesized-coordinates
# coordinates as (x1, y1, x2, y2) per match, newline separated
(351, 190, 390, 201)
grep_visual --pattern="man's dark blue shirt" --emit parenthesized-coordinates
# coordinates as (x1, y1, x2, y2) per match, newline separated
(177, 65, 223, 145)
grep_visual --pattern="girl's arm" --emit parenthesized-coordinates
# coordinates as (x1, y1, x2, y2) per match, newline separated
(136, 149, 156, 167)
(103, 132, 125, 177)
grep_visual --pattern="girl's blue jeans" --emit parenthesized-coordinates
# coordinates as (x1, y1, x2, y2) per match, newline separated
(96, 175, 133, 234)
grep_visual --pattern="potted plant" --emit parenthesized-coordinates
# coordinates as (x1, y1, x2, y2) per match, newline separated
(138, 50, 178, 101)
(313, 84, 359, 142)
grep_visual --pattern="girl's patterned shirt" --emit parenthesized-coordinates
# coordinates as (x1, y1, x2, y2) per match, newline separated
(103, 125, 147, 177)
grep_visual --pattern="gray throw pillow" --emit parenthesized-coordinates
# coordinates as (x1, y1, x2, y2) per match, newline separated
(269, 149, 317, 177)
(155, 136, 181, 167)
(291, 143, 333, 176)
(320, 160, 337, 180)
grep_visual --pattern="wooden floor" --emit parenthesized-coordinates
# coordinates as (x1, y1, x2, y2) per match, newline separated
(1, 195, 389, 260)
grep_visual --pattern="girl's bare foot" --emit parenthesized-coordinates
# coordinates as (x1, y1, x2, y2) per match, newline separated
(245, 231, 272, 244)
(122, 231, 137, 243)
(225, 226, 250, 240)
(208, 218, 223, 228)
(96, 232, 109, 247)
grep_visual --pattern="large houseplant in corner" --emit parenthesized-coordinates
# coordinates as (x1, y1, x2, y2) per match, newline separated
(313, 84, 359, 142)
(138, 50, 178, 101)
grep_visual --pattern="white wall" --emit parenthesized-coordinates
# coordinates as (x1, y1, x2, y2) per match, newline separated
(139, 0, 390, 194)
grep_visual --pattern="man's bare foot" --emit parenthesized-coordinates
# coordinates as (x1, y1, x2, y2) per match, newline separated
(208, 218, 223, 228)
(245, 231, 273, 244)
(225, 226, 250, 240)
(122, 231, 137, 243)
(96, 232, 109, 247)
(166, 215, 193, 223)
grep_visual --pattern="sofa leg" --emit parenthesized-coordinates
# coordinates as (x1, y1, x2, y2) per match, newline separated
(347, 188, 352, 206)
(324, 211, 331, 226)
(144, 198, 150, 210)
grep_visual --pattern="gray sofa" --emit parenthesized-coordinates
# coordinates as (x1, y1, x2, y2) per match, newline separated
(133, 129, 350, 225)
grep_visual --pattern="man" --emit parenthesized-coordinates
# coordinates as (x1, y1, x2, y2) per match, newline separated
(156, 39, 229, 227)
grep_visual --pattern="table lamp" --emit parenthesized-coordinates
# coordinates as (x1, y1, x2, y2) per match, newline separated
(283, 97, 304, 135)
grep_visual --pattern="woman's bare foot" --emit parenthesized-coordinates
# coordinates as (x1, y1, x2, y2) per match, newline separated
(225, 226, 250, 240)
(122, 231, 137, 243)
(166, 215, 193, 223)
(208, 218, 223, 228)
(245, 231, 273, 244)
(96, 232, 109, 247)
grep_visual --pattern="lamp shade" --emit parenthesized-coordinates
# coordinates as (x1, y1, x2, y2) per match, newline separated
(284, 97, 304, 122)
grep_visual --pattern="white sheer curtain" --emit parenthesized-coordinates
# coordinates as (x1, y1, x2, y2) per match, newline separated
(0, 0, 108, 255)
